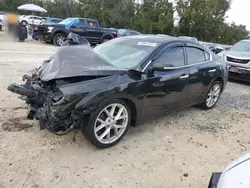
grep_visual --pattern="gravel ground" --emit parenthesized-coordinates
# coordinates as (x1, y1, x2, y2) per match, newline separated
(0, 32, 250, 188)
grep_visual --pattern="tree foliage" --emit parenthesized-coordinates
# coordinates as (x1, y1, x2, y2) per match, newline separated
(0, 0, 248, 44)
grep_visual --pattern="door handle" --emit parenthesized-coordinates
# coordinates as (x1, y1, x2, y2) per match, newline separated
(208, 69, 216, 73)
(179, 74, 189, 80)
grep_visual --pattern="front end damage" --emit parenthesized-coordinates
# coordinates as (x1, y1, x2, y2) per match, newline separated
(7, 33, 124, 135)
(8, 72, 85, 135)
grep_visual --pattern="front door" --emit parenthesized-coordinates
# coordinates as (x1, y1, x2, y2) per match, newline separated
(142, 44, 189, 118)
(69, 19, 88, 37)
(185, 43, 219, 104)
(83, 19, 101, 43)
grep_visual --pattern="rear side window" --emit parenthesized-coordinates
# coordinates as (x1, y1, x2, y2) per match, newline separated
(154, 46, 185, 67)
(186, 47, 209, 65)
(86, 20, 98, 28)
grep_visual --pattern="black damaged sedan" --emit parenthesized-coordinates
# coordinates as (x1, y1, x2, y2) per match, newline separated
(8, 35, 228, 148)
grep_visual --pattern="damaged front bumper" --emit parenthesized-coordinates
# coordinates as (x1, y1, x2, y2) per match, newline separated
(8, 81, 83, 135)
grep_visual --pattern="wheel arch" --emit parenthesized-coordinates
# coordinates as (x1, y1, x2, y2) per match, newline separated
(53, 30, 68, 37)
(118, 98, 137, 126)
(213, 77, 224, 90)
(100, 33, 114, 42)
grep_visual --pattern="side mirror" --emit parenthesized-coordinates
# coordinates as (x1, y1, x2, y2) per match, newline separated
(152, 63, 175, 71)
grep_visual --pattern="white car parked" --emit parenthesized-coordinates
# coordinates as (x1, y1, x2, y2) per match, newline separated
(0, 19, 3, 31)
(0, 11, 4, 21)
(208, 152, 250, 188)
(20, 15, 43, 25)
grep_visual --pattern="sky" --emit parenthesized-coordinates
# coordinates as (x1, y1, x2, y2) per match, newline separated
(226, 0, 250, 30)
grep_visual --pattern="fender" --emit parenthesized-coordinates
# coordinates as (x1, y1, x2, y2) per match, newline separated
(52, 28, 69, 37)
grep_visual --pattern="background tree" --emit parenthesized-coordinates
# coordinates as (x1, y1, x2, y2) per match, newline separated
(0, 0, 248, 44)
(133, 0, 174, 34)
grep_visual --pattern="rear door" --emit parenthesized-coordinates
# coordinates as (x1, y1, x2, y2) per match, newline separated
(83, 19, 101, 43)
(185, 43, 218, 103)
(142, 43, 190, 117)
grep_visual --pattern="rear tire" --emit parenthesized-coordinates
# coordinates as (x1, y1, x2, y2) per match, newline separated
(53, 33, 67, 46)
(0, 25, 2, 31)
(82, 99, 131, 148)
(199, 81, 222, 110)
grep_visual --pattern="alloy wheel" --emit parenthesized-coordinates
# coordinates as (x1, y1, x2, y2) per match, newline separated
(94, 103, 129, 144)
(206, 83, 221, 108)
(57, 36, 66, 46)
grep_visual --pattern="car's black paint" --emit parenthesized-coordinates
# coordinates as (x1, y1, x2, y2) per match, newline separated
(56, 37, 227, 125)
(8, 35, 228, 147)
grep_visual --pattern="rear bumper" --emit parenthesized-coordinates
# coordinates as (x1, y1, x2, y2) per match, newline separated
(208, 172, 222, 188)
(228, 65, 250, 82)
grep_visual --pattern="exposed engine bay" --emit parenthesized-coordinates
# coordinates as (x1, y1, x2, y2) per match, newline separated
(7, 33, 125, 135)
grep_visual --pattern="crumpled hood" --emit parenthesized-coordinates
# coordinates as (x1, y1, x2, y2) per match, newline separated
(38, 44, 125, 82)
(223, 51, 250, 59)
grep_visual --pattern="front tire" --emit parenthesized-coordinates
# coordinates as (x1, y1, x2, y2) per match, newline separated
(53, 33, 66, 46)
(199, 81, 222, 110)
(83, 99, 131, 148)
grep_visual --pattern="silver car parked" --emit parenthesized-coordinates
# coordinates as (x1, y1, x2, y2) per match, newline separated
(218, 40, 250, 82)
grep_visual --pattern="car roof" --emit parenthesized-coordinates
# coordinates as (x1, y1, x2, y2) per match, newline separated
(240, 39, 250, 42)
(124, 35, 175, 43)
(69, 17, 98, 22)
(123, 35, 200, 45)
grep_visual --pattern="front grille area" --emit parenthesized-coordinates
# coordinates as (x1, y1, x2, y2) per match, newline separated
(227, 56, 250, 64)
(37, 26, 48, 35)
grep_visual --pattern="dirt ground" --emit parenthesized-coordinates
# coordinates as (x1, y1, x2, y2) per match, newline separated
(0, 32, 250, 188)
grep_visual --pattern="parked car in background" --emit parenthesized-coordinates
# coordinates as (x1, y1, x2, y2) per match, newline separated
(218, 39, 250, 82)
(0, 11, 8, 26)
(20, 15, 43, 25)
(8, 35, 228, 148)
(38, 17, 119, 46)
(208, 152, 250, 188)
(179, 36, 198, 42)
(205, 44, 224, 54)
(118, 29, 141, 37)
(0, 19, 3, 31)
(0, 11, 4, 21)
(42, 17, 63, 24)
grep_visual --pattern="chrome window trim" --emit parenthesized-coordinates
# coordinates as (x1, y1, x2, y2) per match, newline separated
(142, 60, 152, 72)
(142, 48, 213, 72)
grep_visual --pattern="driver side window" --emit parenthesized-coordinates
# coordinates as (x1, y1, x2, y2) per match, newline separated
(154, 46, 185, 67)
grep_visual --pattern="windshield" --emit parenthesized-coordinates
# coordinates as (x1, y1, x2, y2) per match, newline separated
(93, 38, 160, 69)
(59, 18, 78, 25)
(230, 40, 250, 52)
